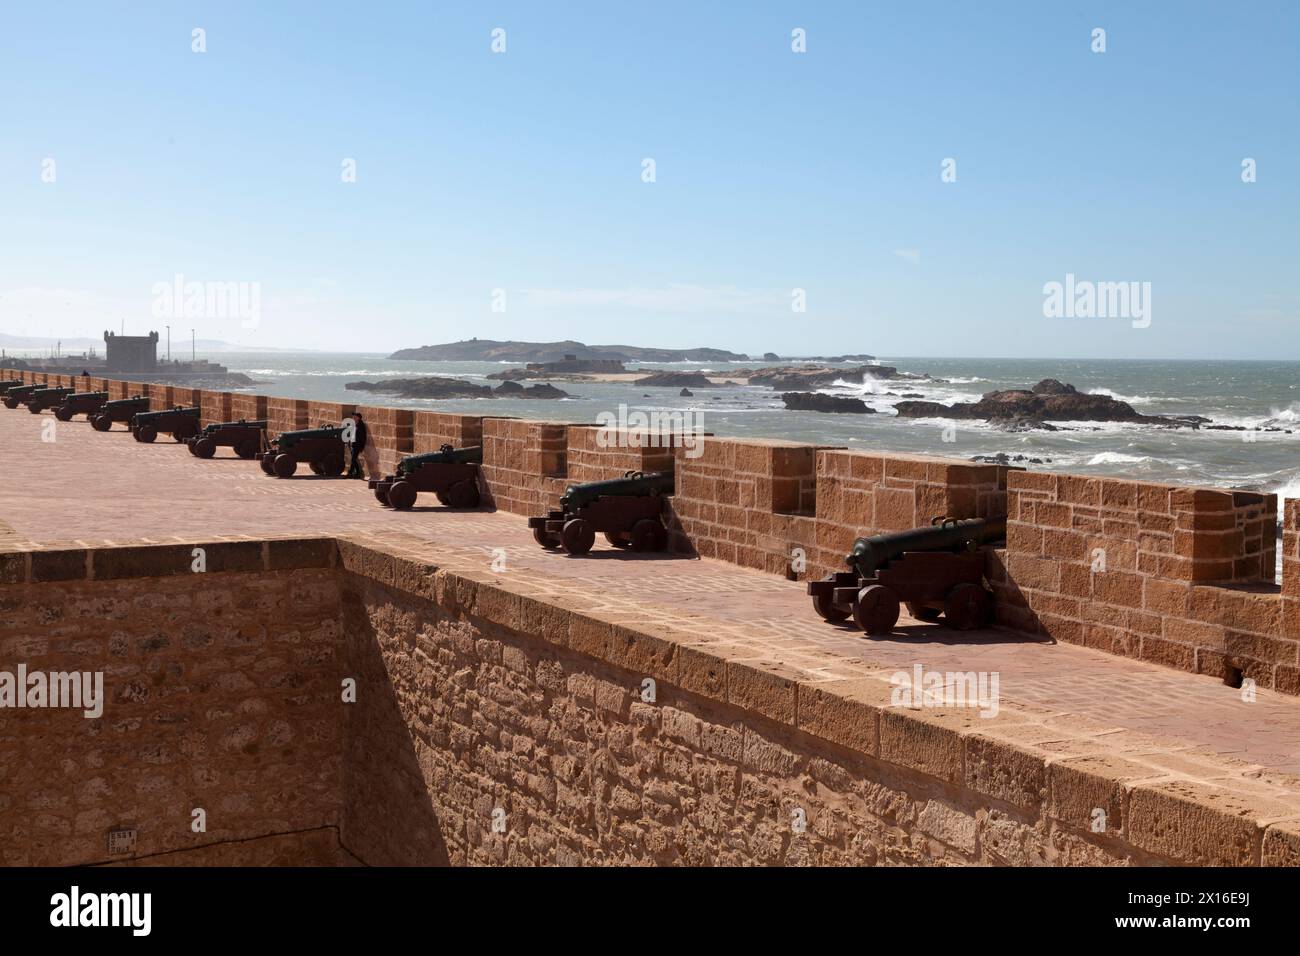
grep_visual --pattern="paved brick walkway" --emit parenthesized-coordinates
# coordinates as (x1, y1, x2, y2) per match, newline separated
(5, 407, 1300, 782)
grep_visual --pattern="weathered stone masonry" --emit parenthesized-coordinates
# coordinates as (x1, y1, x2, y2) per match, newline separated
(4, 536, 1300, 866)
(0, 539, 346, 866)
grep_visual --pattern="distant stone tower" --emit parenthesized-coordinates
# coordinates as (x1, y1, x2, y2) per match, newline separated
(103, 331, 159, 372)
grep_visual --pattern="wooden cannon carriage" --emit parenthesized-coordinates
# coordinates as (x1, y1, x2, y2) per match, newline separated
(371, 444, 482, 510)
(2, 384, 41, 409)
(130, 406, 201, 443)
(807, 516, 1005, 635)
(260, 425, 347, 478)
(528, 471, 673, 555)
(26, 387, 75, 414)
(53, 391, 109, 421)
(187, 419, 267, 460)
(92, 396, 150, 431)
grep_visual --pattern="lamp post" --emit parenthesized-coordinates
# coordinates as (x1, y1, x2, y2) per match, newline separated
(165, 326, 171, 363)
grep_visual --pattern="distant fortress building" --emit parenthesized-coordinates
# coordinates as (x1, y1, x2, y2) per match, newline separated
(103, 330, 159, 373)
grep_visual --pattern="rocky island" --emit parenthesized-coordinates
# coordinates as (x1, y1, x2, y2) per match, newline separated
(345, 377, 571, 400)
(389, 338, 748, 363)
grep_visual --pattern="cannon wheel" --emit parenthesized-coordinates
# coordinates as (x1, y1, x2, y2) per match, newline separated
(2, 398, 17, 409)
(92, 414, 112, 432)
(387, 480, 417, 510)
(560, 518, 595, 556)
(943, 583, 993, 631)
(193, 437, 216, 459)
(260, 455, 275, 475)
(374, 485, 390, 506)
(435, 490, 451, 507)
(235, 439, 259, 460)
(604, 532, 631, 548)
(173, 422, 196, 441)
(308, 460, 324, 475)
(136, 424, 158, 443)
(533, 527, 560, 549)
(272, 454, 297, 478)
(54, 406, 73, 422)
(447, 479, 479, 509)
(853, 584, 900, 636)
(812, 575, 852, 623)
(906, 602, 943, 623)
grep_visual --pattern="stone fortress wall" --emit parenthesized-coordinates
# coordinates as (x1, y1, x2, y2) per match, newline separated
(11, 367, 1291, 700)
(6, 536, 1299, 866)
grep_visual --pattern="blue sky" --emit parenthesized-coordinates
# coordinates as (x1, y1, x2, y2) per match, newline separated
(0, 1, 1295, 357)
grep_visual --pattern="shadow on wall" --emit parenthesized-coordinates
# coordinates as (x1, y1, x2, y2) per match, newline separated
(341, 582, 452, 866)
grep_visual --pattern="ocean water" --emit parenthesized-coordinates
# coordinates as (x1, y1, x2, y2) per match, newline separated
(208, 352, 1300, 502)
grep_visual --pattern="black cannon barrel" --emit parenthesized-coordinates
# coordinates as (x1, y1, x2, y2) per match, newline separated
(0, 380, 24, 392)
(104, 396, 149, 408)
(69, 391, 109, 400)
(275, 425, 342, 447)
(398, 444, 483, 472)
(847, 515, 1007, 577)
(561, 470, 674, 512)
(207, 418, 268, 431)
(133, 405, 200, 422)
(33, 387, 74, 396)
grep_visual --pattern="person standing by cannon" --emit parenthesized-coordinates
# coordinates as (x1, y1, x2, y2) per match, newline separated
(346, 410, 377, 479)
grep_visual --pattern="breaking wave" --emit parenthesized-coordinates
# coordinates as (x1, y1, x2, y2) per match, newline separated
(1088, 387, 1154, 405)
(1086, 452, 1152, 465)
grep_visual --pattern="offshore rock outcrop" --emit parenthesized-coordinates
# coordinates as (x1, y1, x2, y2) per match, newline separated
(894, 379, 1208, 427)
(745, 364, 911, 389)
(782, 392, 875, 414)
(489, 357, 627, 381)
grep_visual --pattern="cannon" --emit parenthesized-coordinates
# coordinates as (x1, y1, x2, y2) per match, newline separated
(129, 406, 201, 443)
(260, 425, 347, 478)
(187, 419, 267, 459)
(0, 379, 25, 394)
(806, 516, 1006, 635)
(2, 384, 41, 409)
(52, 391, 109, 421)
(528, 470, 674, 555)
(91, 396, 150, 431)
(370, 444, 482, 510)
(26, 387, 76, 414)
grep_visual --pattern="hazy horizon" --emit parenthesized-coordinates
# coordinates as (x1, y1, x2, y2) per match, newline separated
(2, 1, 1296, 359)
(14, 333, 1300, 365)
